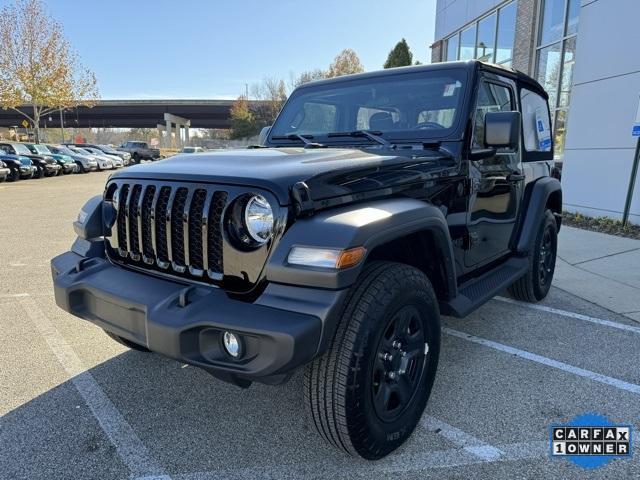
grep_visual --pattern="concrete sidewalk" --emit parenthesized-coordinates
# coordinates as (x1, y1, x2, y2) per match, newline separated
(555, 226, 640, 322)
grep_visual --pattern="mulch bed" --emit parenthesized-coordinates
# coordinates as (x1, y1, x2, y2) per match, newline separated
(562, 211, 640, 240)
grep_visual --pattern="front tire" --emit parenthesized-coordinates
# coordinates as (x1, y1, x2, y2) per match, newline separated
(8, 168, 19, 182)
(508, 209, 558, 302)
(304, 261, 440, 460)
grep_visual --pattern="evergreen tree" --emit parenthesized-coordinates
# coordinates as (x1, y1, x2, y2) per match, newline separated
(383, 39, 414, 68)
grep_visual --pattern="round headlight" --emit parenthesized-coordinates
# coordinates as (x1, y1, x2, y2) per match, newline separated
(243, 195, 274, 244)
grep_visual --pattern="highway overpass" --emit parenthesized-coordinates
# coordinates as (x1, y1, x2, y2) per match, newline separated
(0, 99, 253, 129)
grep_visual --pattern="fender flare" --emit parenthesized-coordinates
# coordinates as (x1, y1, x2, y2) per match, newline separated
(515, 176, 562, 254)
(265, 198, 458, 297)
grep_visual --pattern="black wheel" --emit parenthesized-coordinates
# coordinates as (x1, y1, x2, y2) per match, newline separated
(104, 330, 150, 352)
(35, 166, 45, 179)
(132, 153, 140, 164)
(76, 162, 86, 173)
(8, 168, 19, 182)
(304, 261, 440, 460)
(508, 209, 558, 302)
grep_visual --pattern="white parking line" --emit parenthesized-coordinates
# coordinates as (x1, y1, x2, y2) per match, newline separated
(164, 441, 548, 480)
(443, 327, 640, 395)
(494, 296, 640, 335)
(421, 415, 502, 460)
(18, 296, 172, 480)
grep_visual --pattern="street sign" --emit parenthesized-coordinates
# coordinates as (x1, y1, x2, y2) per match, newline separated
(633, 95, 640, 137)
(21, 119, 28, 128)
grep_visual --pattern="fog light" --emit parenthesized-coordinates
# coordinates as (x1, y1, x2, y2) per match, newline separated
(223, 331, 241, 358)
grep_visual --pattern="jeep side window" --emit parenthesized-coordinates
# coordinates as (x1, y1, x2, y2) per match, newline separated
(520, 88, 553, 158)
(472, 81, 513, 149)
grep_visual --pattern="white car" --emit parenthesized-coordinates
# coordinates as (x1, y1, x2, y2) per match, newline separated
(84, 147, 123, 168)
(68, 146, 113, 170)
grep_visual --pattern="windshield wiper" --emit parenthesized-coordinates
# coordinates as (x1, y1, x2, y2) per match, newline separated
(271, 134, 325, 148)
(327, 130, 394, 148)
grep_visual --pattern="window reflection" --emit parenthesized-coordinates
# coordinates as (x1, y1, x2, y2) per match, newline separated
(536, 43, 562, 110)
(539, 0, 565, 45)
(446, 34, 459, 62)
(459, 25, 477, 60)
(496, 2, 516, 64)
(476, 13, 496, 62)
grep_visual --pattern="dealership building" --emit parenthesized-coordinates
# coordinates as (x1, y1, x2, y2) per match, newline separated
(431, 0, 640, 224)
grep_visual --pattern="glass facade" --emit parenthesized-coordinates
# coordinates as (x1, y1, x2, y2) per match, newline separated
(536, 0, 579, 160)
(444, 1, 517, 66)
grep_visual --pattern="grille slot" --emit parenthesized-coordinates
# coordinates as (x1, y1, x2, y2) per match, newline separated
(110, 182, 230, 283)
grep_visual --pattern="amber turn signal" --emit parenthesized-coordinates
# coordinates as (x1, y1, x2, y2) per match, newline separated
(336, 247, 367, 269)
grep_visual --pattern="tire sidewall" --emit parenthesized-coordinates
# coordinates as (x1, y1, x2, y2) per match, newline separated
(345, 269, 441, 457)
(532, 210, 558, 299)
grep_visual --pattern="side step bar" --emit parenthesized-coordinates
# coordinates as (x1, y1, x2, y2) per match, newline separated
(440, 257, 529, 318)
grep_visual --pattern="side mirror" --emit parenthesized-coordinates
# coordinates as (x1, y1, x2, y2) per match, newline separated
(484, 111, 520, 150)
(258, 126, 272, 146)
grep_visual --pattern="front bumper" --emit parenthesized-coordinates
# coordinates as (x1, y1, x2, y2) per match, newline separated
(51, 249, 347, 385)
(45, 163, 61, 175)
(20, 166, 35, 178)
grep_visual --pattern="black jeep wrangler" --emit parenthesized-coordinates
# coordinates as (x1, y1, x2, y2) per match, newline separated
(51, 61, 561, 460)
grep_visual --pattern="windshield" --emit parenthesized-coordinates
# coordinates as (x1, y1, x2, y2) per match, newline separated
(270, 69, 467, 145)
(53, 146, 75, 156)
(33, 144, 52, 154)
(13, 143, 32, 155)
(74, 147, 91, 155)
(98, 145, 117, 153)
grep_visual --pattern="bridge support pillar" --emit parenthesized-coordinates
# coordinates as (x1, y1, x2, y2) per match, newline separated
(164, 113, 191, 150)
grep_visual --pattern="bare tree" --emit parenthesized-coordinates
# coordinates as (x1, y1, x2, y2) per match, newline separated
(0, 0, 99, 142)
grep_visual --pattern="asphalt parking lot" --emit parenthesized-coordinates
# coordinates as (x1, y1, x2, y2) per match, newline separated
(1, 172, 639, 479)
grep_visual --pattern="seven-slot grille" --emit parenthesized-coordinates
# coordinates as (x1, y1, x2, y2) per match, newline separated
(109, 181, 228, 282)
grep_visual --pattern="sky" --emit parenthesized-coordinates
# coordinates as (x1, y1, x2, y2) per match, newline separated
(40, 0, 437, 100)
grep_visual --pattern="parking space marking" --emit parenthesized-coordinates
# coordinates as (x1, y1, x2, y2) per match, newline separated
(164, 441, 549, 479)
(443, 327, 640, 395)
(18, 296, 172, 480)
(494, 296, 640, 334)
(421, 415, 502, 460)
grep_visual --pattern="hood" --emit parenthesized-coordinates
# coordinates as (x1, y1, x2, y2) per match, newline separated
(110, 146, 454, 206)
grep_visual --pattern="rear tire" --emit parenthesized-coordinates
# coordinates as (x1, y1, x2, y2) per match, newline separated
(508, 209, 558, 302)
(104, 330, 151, 352)
(304, 261, 440, 460)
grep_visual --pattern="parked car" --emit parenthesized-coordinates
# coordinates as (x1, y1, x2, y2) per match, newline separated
(47, 145, 97, 173)
(67, 144, 131, 166)
(0, 142, 60, 178)
(51, 61, 561, 460)
(117, 141, 160, 163)
(81, 147, 123, 168)
(0, 153, 36, 181)
(67, 146, 113, 171)
(24, 143, 77, 175)
(0, 160, 9, 182)
(180, 146, 205, 154)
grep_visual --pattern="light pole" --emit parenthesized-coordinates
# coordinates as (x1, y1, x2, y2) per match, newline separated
(59, 108, 65, 143)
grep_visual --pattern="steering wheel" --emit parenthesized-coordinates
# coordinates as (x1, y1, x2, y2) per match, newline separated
(415, 121, 445, 130)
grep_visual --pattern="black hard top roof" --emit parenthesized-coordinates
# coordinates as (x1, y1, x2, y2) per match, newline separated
(297, 60, 548, 100)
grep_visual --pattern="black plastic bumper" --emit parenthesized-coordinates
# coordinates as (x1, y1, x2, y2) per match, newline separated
(51, 250, 348, 385)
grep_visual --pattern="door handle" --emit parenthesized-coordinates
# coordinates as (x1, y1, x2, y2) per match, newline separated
(507, 173, 525, 182)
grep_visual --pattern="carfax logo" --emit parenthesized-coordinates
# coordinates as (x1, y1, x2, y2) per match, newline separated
(550, 413, 633, 469)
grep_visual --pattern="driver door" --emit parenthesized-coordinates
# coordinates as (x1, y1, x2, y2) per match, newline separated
(465, 79, 522, 267)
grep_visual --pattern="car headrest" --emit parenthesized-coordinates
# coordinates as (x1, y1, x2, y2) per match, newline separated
(369, 112, 395, 131)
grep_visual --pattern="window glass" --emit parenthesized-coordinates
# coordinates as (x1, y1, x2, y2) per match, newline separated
(539, 0, 566, 45)
(496, 2, 517, 64)
(459, 25, 477, 60)
(536, 42, 562, 109)
(553, 109, 567, 159)
(417, 108, 456, 128)
(520, 88, 552, 152)
(476, 13, 496, 62)
(473, 82, 513, 148)
(566, 0, 580, 36)
(356, 107, 399, 130)
(446, 34, 459, 61)
(269, 70, 467, 142)
(558, 37, 576, 108)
